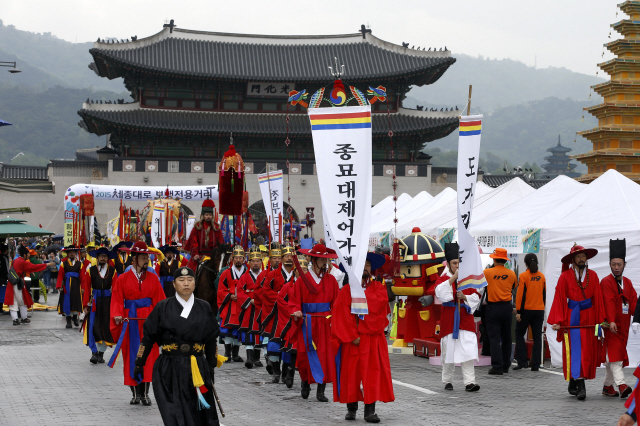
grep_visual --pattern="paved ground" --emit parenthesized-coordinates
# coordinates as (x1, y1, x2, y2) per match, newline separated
(0, 293, 633, 425)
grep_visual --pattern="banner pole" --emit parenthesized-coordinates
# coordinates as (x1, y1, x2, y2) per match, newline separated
(466, 85, 473, 116)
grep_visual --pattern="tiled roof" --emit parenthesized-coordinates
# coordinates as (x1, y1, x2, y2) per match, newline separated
(78, 103, 460, 141)
(89, 28, 455, 85)
(0, 163, 48, 180)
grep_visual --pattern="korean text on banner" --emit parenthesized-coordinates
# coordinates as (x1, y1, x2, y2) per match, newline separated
(309, 105, 372, 315)
(257, 170, 284, 242)
(150, 203, 165, 249)
(456, 115, 488, 291)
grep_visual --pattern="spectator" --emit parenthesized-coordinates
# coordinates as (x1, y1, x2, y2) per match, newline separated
(0, 244, 10, 285)
(483, 248, 517, 375)
(513, 253, 546, 372)
(50, 252, 60, 293)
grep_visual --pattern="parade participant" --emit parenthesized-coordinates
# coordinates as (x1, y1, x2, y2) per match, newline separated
(548, 244, 604, 401)
(184, 198, 225, 271)
(514, 253, 546, 372)
(332, 252, 394, 422)
(135, 266, 221, 425)
(57, 245, 84, 329)
(82, 247, 117, 364)
(109, 241, 166, 406)
(111, 241, 133, 276)
(434, 243, 481, 392)
(262, 244, 296, 383)
(291, 244, 340, 402)
(601, 239, 637, 398)
(253, 242, 282, 371)
(483, 248, 517, 375)
(217, 245, 247, 363)
(155, 244, 184, 298)
(8, 246, 54, 325)
(237, 246, 264, 369)
(0, 244, 10, 286)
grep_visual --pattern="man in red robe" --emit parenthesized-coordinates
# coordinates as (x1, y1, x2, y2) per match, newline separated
(291, 244, 340, 402)
(184, 199, 225, 271)
(548, 244, 604, 401)
(217, 245, 247, 363)
(237, 246, 264, 369)
(8, 246, 54, 325)
(253, 242, 282, 372)
(601, 239, 637, 398)
(109, 241, 165, 406)
(332, 252, 394, 422)
(262, 244, 296, 383)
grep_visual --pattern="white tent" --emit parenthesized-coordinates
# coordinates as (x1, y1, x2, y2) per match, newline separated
(395, 177, 534, 238)
(371, 195, 394, 217)
(369, 193, 412, 226)
(370, 191, 433, 234)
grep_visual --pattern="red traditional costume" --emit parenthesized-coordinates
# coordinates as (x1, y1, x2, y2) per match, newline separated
(56, 247, 84, 327)
(262, 265, 295, 338)
(108, 243, 166, 388)
(6, 256, 43, 310)
(332, 280, 394, 404)
(217, 245, 247, 363)
(547, 245, 604, 401)
(183, 199, 224, 271)
(290, 244, 340, 394)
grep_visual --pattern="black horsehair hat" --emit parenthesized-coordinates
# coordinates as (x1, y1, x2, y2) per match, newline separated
(610, 238, 626, 261)
(444, 243, 459, 263)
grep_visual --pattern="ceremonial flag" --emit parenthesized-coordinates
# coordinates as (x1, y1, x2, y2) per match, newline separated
(257, 170, 283, 243)
(310, 105, 372, 315)
(186, 215, 196, 241)
(456, 115, 488, 291)
(150, 203, 165, 249)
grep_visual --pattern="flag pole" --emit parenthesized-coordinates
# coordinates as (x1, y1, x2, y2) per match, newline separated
(458, 84, 473, 321)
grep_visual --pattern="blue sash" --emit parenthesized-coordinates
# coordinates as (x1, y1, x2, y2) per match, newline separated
(335, 344, 343, 398)
(87, 289, 111, 353)
(107, 297, 152, 382)
(301, 302, 330, 383)
(63, 272, 80, 316)
(159, 275, 173, 291)
(442, 301, 472, 339)
(567, 298, 592, 379)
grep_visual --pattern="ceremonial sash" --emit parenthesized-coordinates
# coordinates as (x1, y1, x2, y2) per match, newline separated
(302, 302, 330, 383)
(107, 297, 152, 382)
(160, 275, 174, 292)
(87, 289, 112, 353)
(335, 344, 343, 398)
(442, 301, 472, 339)
(566, 298, 592, 380)
(63, 272, 79, 316)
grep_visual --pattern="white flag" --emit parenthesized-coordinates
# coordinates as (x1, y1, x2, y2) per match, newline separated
(456, 115, 488, 291)
(150, 203, 165, 249)
(309, 105, 372, 315)
(257, 170, 284, 242)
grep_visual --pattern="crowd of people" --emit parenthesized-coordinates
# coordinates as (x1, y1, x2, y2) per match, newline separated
(3, 198, 640, 425)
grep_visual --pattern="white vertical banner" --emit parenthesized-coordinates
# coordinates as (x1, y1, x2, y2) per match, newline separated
(257, 170, 284, 242)
(309, 105, 372, 315)
(456, 115, 488, 291)
(186, 215, 196, 241)
(151, 203, 166, 249)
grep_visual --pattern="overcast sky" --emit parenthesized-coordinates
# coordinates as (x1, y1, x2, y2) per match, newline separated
(2, 0, 622, 76)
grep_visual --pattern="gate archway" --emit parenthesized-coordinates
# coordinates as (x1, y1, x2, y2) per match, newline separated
(248, 201, 299, 240)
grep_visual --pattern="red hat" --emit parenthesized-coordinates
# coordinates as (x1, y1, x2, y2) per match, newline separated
(202, 198, 215, 214)
(298, 244, 338, 259)
(124, 241, 155, 255)
(561, 244, 598, 265)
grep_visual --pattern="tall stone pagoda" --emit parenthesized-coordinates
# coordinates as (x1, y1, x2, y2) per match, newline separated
(574, 1, 640, 182)
(542, 136, 580, 178)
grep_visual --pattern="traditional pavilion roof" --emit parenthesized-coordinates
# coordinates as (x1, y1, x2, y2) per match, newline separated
(546, 138, 572, 155)
(77, 102, 460, 141)
(88, 26, 455, 85)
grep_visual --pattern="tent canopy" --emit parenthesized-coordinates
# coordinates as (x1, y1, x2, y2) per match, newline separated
(370, 191, 433, 233)
(369, 193, 412, 226)
(0, 217, 54, 237)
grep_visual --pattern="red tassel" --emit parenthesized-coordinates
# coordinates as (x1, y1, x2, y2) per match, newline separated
(391, 238, 401, 276)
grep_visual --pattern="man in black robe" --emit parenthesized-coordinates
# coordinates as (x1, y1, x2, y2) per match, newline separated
(134, 266, 220, 426)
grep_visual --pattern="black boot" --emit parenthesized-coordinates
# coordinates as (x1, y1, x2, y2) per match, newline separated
(253, 348, 264, 367)
(97, 352, 105, 364)
(576, 379, 586, 401)
(140, 382, 152, 406)
(244, 349, 254, 369)
(224, 344, 232, 359)
(129, 385, 140, 405)
(72, 314, 79, 327)
(285, 354, 296, 388)
(301, 380, 310, 399)
(281, 362, 289, 383)
(346, 402, 358, 420)
(271, 361, 281, 384)
(266, 357, 274, 375)
(90, 352, 99, 364)
(66, 316, 72, 329)
(231, 345, 243, 362)
(364, 402, 380, 423)
(568, 378, 578, 396)
(316, 383, 328, 402)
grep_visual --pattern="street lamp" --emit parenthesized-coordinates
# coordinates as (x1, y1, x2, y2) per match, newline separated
(0, 61, 21, 73)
